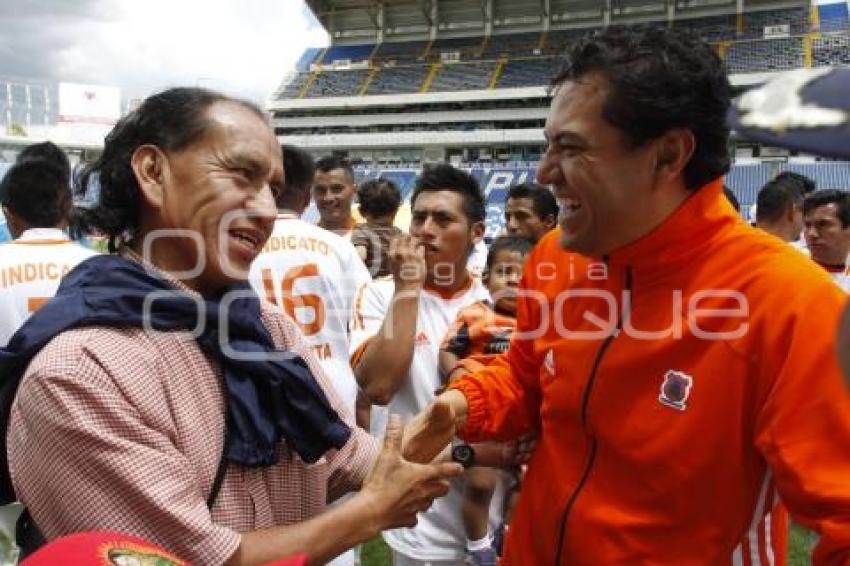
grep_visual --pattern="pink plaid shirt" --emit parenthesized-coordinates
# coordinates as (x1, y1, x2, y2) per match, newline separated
(7, 254, 379, 564)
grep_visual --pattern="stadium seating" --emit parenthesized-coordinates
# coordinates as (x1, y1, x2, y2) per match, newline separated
(428, 61, 498, 92)
(497, 57, 558, 88)
(305, 69, 371, 98)
(322, 44, 375, 64)
(674, 14, 737, 42)
(813, 32, 850, 66)
(742, 7, 809, 37)
(372, 41, 429, 63)
(275, 7, 834, 99)
(545, 28, 592, 55)
(430, 36, 485, 60)
(481, 32, 542, 59)
(366, 65, 430, 94)
(725, 37, 804, 73)
(277, 72, 313, 98)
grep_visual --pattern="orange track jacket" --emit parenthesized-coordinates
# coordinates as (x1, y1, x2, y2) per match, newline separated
(450, 180, 850, 565)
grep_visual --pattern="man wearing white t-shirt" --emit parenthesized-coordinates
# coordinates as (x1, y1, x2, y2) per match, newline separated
(250, 145, 372, 416)
(312, 156, 358, 241)
(351, 164, 509, 565)
(803, 190, 850, 292)
(0, 158, 97, 346)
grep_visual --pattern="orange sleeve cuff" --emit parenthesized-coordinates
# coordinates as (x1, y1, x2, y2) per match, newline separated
(447, 377, 489, 443)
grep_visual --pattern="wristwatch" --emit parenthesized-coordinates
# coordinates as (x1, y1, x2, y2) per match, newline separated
(451, 440, 476, 468)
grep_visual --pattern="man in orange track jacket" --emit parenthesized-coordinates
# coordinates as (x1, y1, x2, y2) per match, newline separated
(406, 27, 850, 565)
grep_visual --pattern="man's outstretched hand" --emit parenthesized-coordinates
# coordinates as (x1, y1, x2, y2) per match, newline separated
(401, 397, 459, 464)
(360, 415, 463, 530)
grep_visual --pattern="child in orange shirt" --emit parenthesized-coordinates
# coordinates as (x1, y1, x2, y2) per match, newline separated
(439, 235, 533, 565)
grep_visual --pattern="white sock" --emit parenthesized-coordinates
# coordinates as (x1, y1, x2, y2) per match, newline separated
(467, 532, 493, 552)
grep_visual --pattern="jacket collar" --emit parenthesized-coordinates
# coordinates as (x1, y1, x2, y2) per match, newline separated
(605, 179, 735, 270)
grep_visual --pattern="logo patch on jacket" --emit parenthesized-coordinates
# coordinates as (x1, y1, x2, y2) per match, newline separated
(658, 370, 693, 411)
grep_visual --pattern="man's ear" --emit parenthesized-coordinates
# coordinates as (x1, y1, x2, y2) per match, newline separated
(131, 145, 168, 209)
(655, 128, 696, 184)
(544, 213, 557, 231)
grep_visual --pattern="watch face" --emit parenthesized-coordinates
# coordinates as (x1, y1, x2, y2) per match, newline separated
(452, 444, 475, 467)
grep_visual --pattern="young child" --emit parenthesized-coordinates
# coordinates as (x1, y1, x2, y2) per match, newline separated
(439, 235, 534, 565)
(350, 177, 403, 278)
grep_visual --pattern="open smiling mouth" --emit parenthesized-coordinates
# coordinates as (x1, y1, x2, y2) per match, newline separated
(229, 229, 263, 252)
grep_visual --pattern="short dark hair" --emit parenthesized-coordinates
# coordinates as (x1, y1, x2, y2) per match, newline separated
(73, 87, 264, 251)
(17, 141, 71, 181)
(507, 182, 558, 220)
(756, 174, 807, 223)
(486, 235, 534, 271)
(0, 158, 71, 228)
(358, 178, 402, 218)
(411, 163, 484, 224)
(552, 26, 731, 190)
(803, 190, 850, 228)
(277, 144, 316, 209)
(314, 155, 354, 183)
(723, 186, 740, 212)
(774, 171, 816, 195)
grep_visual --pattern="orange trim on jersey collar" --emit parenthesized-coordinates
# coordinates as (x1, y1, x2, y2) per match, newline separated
(422, 272, 474, 300)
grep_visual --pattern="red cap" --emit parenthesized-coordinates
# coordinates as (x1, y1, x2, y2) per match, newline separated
(22, 531, 187, 565)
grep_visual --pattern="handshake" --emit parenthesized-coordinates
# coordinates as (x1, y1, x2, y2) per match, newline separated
(357, 390, 535, 531)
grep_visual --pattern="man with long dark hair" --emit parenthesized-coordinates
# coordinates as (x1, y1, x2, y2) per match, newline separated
(3, 88, 460, 565)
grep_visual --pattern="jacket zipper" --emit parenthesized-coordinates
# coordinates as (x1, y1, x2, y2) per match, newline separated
(553, 265, 633, 565)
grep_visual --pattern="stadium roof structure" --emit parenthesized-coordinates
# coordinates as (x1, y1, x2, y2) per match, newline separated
(304, 0, 800, 42)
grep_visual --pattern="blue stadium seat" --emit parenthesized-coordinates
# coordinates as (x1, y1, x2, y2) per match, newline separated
(813, 31, 850, 66)
(725, 37, 804, 73)
(497, 57, 559, 88)
(366, 65, 430, 94)
(429, 62, 498, 92)
(305, 69, 371, 98)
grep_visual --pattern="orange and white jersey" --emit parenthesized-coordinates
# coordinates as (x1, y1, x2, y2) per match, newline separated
(249, 215, 372, 414)
(349, 275, 505, 561)
(0, 228, 98, 346)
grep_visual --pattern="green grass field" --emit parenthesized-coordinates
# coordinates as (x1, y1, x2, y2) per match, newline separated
(358, 525, 816, 566)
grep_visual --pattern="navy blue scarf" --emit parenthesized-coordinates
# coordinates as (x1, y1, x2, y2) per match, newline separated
(0, 254, 351, 467)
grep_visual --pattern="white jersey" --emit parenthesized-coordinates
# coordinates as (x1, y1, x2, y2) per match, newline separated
(350, 276, 505, 561)
(830, 268, 850, 292)
(0, 228, 98, 346)
(249, 215, 372, 414)
(466, 239, 488, 278)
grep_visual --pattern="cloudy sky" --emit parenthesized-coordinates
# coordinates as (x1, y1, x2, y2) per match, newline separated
(0, 0, 329, 105)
